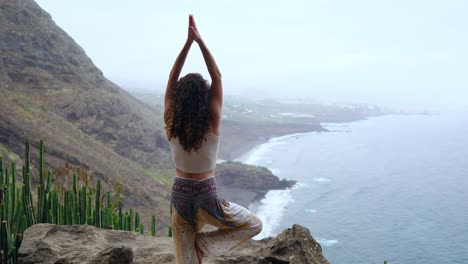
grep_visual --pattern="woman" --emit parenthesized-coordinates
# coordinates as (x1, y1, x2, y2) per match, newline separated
(164, 15, 263, 264)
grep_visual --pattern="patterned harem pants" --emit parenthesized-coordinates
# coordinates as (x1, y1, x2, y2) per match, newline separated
(171, 176, 263, 264)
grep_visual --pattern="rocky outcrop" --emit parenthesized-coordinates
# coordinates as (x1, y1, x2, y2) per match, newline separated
(18, 223, 330, 264)
(216, 162, 296, 208)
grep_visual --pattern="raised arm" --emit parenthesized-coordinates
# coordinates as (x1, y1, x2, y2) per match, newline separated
(189, 16, 223, 123)
(164, 19, 194, 112)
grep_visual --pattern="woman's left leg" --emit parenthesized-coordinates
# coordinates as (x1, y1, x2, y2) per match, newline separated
(194, 200, 263, 257)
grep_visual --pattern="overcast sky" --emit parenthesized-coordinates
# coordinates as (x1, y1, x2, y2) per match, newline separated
(36, 0, 467, 109)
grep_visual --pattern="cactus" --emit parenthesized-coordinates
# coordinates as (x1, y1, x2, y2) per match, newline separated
(151, 215, 156, 237)
(0, 156, 3, 184)
(87, 191, 92, 225)
(39, 140, 44, 186)
(118, 201, 123, 230)
(79, 186, 87, 224)
(135, 210, 140, 232)
(95, 179, 101, 228)
(129, 209, 133, 231)
(1, 220, 11, 264)
(1, 139, 152, 263)
(11, 163, 17, 222)
(126, 213, 132, 231)
(167, 225, 172, 237)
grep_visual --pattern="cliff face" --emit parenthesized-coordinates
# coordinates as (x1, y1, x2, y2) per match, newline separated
(18, 223, 330, 264)
(0, 0, 170, 167)
(0, 0, 172, 229)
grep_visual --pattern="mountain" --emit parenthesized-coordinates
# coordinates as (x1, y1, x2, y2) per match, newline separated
(0, 0, 306, 231)
(0, 0, 385, 233)
(0, 0, 172, 229)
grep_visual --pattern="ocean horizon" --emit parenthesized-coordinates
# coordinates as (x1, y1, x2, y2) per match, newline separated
(237, 112, 468, 264)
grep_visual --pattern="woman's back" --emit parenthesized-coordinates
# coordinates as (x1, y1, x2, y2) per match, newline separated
(169, 132, 220, 174)
(165, 15, 262, 264)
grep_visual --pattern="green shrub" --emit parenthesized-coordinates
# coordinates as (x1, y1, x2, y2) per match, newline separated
(0, 139, 163, 263)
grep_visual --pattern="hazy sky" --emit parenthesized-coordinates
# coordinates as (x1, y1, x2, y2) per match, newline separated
(36, 0, 467, 109)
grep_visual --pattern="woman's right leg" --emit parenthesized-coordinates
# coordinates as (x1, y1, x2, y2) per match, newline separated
(172, 205, 199, 264)
(195, 201, 263, 257)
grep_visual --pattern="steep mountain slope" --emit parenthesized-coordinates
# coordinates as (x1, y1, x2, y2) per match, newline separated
(0, 0, 172, 228)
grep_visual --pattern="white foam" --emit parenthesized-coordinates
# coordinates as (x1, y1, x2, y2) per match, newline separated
(239, 132, 317, 240)
(278, 112, 296, 116)
(240, 141, 285, 165)
(293, 114, 315, 118)
(269, 132, 316, 143)
(305, 208, 317, 213)
(252, 189, 294, 240)
(313, 177, 331, 183)
(269, 168, 281, 175)
(292, 182, 309, 189)
(237, 131, 318, 165)
(322, 122, 349, 127)
(317, 238, 339, 247)
(278, 112, 315, 118)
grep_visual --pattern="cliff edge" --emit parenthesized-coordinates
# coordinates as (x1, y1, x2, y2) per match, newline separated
(18, 223, 330, 264)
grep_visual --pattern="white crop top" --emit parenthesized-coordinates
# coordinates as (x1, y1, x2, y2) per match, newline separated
(169, 132, 220, 173)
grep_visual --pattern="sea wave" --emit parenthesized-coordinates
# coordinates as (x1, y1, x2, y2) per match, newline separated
(239, 132, 317, 166)
(240, 133, 315, 240)
(313, 177, 331, 183)
(293, 181, 309, 189)
(269, 168, 281, 175)
(242, 141, 285, 165)
(269, 132, 317, 143)
(252, 189, 294, 240)
(317, 238, 339, 247)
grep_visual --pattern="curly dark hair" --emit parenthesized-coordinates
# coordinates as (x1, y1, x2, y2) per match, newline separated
(165, 73, 212, 153)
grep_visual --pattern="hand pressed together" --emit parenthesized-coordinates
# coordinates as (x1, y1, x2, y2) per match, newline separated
(188, 14, 202, 43)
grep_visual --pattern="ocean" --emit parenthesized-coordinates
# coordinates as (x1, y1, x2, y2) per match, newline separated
(237, 112, 468, 264)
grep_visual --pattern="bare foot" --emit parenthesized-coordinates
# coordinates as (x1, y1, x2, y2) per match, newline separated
(195, 241, 204, 264)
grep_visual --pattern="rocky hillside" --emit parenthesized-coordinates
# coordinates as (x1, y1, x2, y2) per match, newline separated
(0, 0, 171, 166)
(0, 0, 176, 229)
(0, 0, 307, 232)
(18, 223, 330, 264)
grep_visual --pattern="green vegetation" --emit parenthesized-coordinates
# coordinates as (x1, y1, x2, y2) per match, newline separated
(168, 225, 173, 238)
(144, 168, 173, 187)
(0, 139, 163, 264)
(221, 161, 271, 173)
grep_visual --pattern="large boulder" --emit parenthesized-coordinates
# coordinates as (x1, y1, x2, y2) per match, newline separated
(18, 223, 330, 264)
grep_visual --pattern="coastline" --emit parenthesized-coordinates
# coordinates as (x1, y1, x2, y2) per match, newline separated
(216, 128, 324, 210)
(218, 119, 326, 161)
(227, 131, 318, 239)
(215, 161, 296, 210)
(220, 114, 385, 162)
(221, 117, 377, 238)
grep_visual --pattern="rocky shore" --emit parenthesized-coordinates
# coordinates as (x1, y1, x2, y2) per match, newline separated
(215, 161, 296, 209)
(18, 223, 330, 264)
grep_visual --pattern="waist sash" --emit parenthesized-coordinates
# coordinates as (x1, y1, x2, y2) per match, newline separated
(170, 176, 234, 231)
